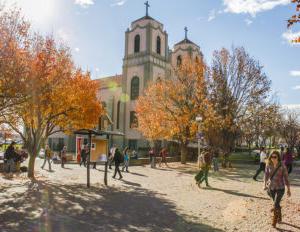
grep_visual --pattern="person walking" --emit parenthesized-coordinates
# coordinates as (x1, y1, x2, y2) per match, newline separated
(122, 147, 130, 172)
(195, 150, 212, 187)
(41, 145, 52, 171)
(212, 150, 219, 172)
(112, 148, 123, 180)
(283, 147, 293, 174)
(159, 148, 168, 167)
(60, 146, 67, 168)
(253, 147, 267, 181)
(264, 151, 291, 228)
(80, 145, 88, 167)
(149, 147, 155, 168)
(108, 144, 116, 169)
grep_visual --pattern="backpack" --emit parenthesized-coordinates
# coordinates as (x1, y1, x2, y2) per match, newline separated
(114, 150, 124, 163)
(203, 152, 212, 165)
(119, 153, 124, 163)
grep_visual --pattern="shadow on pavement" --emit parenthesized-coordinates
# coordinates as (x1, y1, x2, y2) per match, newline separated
(202, 187, 270, 200)
(0, 180, 224, 232)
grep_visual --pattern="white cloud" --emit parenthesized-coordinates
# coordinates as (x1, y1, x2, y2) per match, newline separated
(282, 30, 300, 45)
(292, 85, 300, 90)
(95, 67, 100, 72)
(74, 0, 94, 8)
(223, 0, 290, 16)
(74, 47, 80, 52)
(282, 104, 300, 111)
(245, 18, 253, 25)
(208, 9, 216, 22)
(111, 0, 127, 7)
(290, 70, 300, 77)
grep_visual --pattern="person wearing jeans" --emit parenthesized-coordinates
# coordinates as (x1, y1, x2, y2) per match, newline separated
(112, 148, 123, 180)
(283, 147, 293, 174)
(253, 147, 267, 181)
(264, 151, 291, 228)
(41, 145, 52, 171)
(122, 147, 130, 172)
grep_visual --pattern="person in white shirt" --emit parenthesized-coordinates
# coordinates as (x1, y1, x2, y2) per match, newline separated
(253, 147, 267, 181)
(108, 144, 117, 169)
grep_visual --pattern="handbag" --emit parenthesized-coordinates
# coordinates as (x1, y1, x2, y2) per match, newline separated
(266, 164, 281, 197)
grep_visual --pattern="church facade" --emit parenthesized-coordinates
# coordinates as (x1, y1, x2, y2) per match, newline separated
(48, 4, 203, 153)
(95, 5, 203, 151)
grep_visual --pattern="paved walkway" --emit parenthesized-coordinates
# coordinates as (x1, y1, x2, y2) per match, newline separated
(0, 159, 299, 232)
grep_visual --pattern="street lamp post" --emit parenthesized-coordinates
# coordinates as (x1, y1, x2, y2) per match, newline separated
(196, 116, 203, 167)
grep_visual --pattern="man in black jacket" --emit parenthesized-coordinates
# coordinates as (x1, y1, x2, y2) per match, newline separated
(112, 148, 123, 180)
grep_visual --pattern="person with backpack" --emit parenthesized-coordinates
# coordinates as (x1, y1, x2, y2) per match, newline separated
(264, 151, 291, 228)
(41, 144, 52, 171)
(112, 148, 123, 180)
(195, 150, 212, 188)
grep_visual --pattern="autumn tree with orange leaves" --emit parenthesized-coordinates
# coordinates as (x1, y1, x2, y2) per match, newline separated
(136, 58, 219, 164)
(287, 0, 300, 43)
(0, 9, 103, 178)
(0, 8, 30, 117)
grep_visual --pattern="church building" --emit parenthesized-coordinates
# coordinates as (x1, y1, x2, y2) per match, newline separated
(48, 2, 203, 153)
(95, 2, 203, 151)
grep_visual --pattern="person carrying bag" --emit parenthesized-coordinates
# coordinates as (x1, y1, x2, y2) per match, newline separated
(264, 151, 291, 228)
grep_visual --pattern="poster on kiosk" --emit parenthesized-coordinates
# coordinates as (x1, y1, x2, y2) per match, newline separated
(76, 137, 84, 163)
(90, 138, 108, 162)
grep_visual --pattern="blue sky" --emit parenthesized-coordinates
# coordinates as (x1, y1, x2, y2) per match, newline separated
(7, 0, 300, 108)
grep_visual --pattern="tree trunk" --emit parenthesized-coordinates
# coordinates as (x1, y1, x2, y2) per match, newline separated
(27, 154, 36, 178)
(180, 145, 188, 164)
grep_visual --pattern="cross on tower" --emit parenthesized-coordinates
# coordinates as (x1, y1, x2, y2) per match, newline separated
(184, 27, 188, 40)
(145, 1, 150, 16)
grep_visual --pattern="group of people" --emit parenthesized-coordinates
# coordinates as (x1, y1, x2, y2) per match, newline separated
(253, 146, 293, 228)
(40, 145, 67, 170)
(3, 141, 28, 173)
(148, 147, 169, 168)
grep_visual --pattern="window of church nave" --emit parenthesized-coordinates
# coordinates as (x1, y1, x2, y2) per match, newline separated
(134, 34, 140, 53)
(130, 111, 138, 128)
(130, 76, 139, 100)
(177, 55, 182, 66)
(156, 36, 161, 55)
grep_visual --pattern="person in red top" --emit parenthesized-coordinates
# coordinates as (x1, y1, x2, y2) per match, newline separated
(158, 148, 168, 168)
(264, 151, 291, 228)
(283, 147, 293, 174)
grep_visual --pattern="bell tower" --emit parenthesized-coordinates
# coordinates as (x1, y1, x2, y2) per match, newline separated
(121, 2, 171, 147)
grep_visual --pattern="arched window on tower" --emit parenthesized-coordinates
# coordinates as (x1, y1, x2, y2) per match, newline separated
(177, 55, 182, 66)
(116, 101, 120, 129)
(131, 76, 139, 100)
(156, 36, 161, 54)
(195, 56, 199, 63)
(134, 34, 140, 53)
